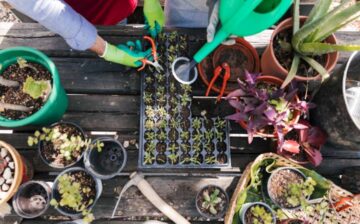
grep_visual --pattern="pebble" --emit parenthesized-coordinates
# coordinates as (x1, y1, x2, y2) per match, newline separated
(5, 178, 12, 184)
(8, 162, 14, 169)
(3, 168, 12, 180)
(5, 156, 10, 162)
(123, 141, 129, 148)
(2, 184, 9, 191)
(0, 148, 7, 158)
(0, 177, 4, 185)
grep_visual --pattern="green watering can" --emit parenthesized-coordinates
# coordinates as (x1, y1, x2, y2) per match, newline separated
(172, 0, 292, 85)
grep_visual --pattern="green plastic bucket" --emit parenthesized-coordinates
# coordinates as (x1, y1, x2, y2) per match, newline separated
(0, 47, 68, 127)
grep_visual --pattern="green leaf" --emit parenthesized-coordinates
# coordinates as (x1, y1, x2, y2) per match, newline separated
(293, 0, 300, 33)
(281, 54, 300, 89)
(22, 76, 51, 99)
(300, 43, 360, 55)
(298, 168, 331, 199)
(305, 0, 332, 25)
(301, 55, 330, 82)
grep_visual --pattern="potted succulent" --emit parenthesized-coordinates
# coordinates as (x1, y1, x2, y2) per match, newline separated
(0, 141, 33, 205)
(226, 72, 311, 143)
(28, 121, 99, 169)
(277, 120, 327, 166)
(199, 38, 260, 95)
(261, 0, 360, 87)
(0, 47, 68, 127)
(12, 180, 51, 218)
(84, 137, 127, 180)
(239, 202, 276, 224)
(267, 167, 316, 210)
(195, 185, 229, 219)
(50, 167, 102, 223)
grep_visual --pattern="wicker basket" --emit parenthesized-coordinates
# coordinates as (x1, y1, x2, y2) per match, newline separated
(225, 153, 360, 224)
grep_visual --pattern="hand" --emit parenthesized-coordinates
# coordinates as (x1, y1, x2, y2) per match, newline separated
(207, 0, 236, 45)
(101, 40, 151, 68)
(144, 0, 165, 38)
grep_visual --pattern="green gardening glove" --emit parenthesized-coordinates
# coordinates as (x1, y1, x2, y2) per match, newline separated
(144, 0, 165, 38)
(101, 41, 151, 68)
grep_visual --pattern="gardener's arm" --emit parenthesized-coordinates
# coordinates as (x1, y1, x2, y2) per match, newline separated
(5, 0, 149, 67)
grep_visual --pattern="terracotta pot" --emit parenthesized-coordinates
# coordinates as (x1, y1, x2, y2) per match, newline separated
(198, 38, 260, 95)
(0, 141, 33, 205)
(261, 16, 339, 81)
(238, 75, 301, 138)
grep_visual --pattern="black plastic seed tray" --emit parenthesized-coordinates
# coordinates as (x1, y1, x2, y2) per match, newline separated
(138, 32, 231, 169)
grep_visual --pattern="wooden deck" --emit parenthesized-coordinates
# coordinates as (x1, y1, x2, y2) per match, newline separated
(0, 17, 359, 224)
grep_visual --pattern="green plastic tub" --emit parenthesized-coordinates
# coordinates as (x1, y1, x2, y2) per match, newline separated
(0, 47, 68, 127)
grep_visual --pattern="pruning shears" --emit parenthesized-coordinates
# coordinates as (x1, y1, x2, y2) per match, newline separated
(332, 195, 359, 212)
(205, 62, 231, 102)
(138, 36, 163, 73)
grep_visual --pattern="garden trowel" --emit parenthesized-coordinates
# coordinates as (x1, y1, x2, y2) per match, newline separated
(171, 0, 292, 85)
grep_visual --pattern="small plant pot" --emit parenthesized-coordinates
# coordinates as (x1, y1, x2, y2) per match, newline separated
(51, 167, 102, 218)
(261, 17, 339, 81)
(195, 185, 229, 220)
(12, 180, 51, 218)
(0, 47, 68, 127)
(84, 137, 127, 180)
(0, 141, 34, 205)
(198, 38, 260, 95)
(238, 75, 301, 138)
(239, 202, 276, 224)
(38, 121, 86, 169)
(266, 167, 306, 210)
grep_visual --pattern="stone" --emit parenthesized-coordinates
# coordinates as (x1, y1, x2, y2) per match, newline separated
(0, 177, 4, 185)
(3, 168, 12, 180)
(0, 148, 7, 158)
(8, 162, 14, 169)
(5, 178, 12, 184)
(5, 156, 10, 162)
(2, 184, 9, 191)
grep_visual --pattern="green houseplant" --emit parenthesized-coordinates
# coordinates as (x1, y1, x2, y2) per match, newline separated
(261, 0, 360, 87)
(0, 47, 68, 127)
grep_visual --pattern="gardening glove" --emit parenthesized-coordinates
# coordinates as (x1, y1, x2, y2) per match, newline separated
(207, 0, 236, 45)
(101, 40, 151, 68)
(144, 0, 165, 38)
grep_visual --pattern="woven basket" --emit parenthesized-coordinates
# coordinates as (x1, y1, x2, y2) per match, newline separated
(225, 153, 360, 224)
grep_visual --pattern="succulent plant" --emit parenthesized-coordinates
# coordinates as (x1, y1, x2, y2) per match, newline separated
(249, 205, 274, 224)
(143, 92, 153, 105)
(144, 151, 155, 164)
(180, 131, 190, 142)
(205, 155, 217, 164)
(201, 188, 223, 215)
(192, 117, 202, 130)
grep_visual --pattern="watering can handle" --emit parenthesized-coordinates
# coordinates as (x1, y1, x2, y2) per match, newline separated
(193, 0, 263, 63)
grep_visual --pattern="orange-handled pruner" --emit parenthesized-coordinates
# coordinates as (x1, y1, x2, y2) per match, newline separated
(332, 194, 360, 212)
(205, 63, 231, 102)
(138, 36, 163, 73)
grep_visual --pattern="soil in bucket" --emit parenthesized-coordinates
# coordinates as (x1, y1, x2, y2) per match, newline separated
(0, 61, 52, 120)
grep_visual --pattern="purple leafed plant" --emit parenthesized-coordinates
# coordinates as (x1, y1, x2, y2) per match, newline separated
(279, 120, 327, 166)
(226, 72, 313, 144)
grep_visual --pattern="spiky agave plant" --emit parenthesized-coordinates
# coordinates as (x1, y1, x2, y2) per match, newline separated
(282, 0, 360, 88)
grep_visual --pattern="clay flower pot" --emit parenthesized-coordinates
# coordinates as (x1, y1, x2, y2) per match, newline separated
(198, 38, 260, 95)
(238, 75, 301, 138)
(261, 16, 339, 81)
(0, 141, 33, 205)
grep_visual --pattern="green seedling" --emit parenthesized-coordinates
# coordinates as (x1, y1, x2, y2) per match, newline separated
(169, 144, 178, 153)
(145, 76, 153, 84)
(168, 154, 178, 164)
(50, 174, 94, 223)
(144, 151, 155, 164)
(158, 131, 167, 142)
(205, 156, 217, 164)
(193, 143, 202, 153)
(157, 106, 167, 119)
(286, 177, 316, 208)
(169, 118, 179, 129)
(192, 132, 203, 144)
(214, 117, 226, 130)
(180, 94, 191, 106)
(180, 143, 191, 153)
(145, 106, 156, 118)
(156, 119, 167, 129)
(145, 120, 155, 130)
(201, 188, 223, 215)
(145, 131, 156, 142)
(23, 76, 52, 100)
(143, 92, 153, 105)
(249, 205, 274, 224)
(170, 82, 176, 93)
(157, 95, 166, 105)
(180, 84, 192, 93)
(155, 74, 165, 83)
(28, 127, 103, 161)
(204, 130, 214, 144)
(180, 131, 190, 142)
(145, 142, 156, 152)
(192, 117, 202, 130)
(214, 129, 224, 142)
(156, 86, 165, 97)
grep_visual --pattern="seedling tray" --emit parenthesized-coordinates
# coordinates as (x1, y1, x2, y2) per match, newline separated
(224, 153, 360, 224)
(139, 32, 231, 169)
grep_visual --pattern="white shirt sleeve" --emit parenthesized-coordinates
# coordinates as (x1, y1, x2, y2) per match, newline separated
(6, 0, 97, 51)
